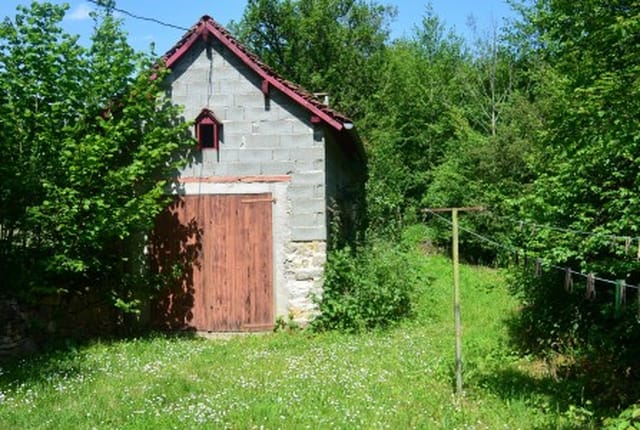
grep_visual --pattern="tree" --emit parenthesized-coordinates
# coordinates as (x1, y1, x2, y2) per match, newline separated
(515, 0, 640, 291)
(421, 15, 542, 261)
(363, 6, 469, 234)
(506, 0, 640, 409)
(0, 2, 192, 316)
(231, 0, 396, 118)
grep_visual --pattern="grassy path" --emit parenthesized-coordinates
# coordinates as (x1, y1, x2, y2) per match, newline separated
(0, 255, 579, 429)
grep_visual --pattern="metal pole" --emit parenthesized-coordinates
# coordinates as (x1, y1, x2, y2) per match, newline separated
(452, 208, 463, 395)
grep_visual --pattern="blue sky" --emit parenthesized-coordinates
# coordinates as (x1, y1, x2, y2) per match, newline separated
(0, 1, 516, 54)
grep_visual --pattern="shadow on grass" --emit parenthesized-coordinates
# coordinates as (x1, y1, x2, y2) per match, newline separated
(475, 366, 571, 406)
(473, 366, 598, 429)
(0, 330, 200, 390)
(481, 305, 640, 425)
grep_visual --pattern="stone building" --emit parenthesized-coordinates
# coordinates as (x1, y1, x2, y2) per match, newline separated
(151, 16, 365, 332)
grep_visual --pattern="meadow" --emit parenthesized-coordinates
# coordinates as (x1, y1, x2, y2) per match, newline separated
(0, 255, 588, 429)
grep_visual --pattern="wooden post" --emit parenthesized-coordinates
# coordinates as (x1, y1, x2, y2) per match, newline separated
(452, 208, 463, 395)
(423, 206, 484, 396)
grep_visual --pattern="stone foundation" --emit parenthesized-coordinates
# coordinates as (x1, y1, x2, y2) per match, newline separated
(284, 241, 326, 324)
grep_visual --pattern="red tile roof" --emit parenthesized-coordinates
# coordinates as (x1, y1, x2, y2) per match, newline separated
(162, 15, 355, 133)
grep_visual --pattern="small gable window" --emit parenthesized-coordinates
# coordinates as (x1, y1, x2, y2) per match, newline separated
(195, 109, 221, 150)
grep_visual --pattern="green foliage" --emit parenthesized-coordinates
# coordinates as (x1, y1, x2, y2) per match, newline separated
(603, 403, 640, 430)
(509, 0, 640, 271)
(508, 266, 640, 411)
(231, 0, 395, 118)
(363, 10, 468, 234)
(312, 237, 425, 332)
(500, 0, 640, 411)
(414, 15, 540, 262)
(0, 3, 192, 312)
(273, 312, 301, 332)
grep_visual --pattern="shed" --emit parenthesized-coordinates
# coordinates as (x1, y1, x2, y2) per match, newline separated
(151, 16, 366, 332)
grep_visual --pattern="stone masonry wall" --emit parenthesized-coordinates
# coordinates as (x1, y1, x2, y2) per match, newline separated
(284, 241, 326, 324)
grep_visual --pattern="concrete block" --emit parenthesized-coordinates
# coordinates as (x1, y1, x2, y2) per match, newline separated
(171, 81, 189, 98)
(272, 105, 293, 121)
(225, 162, 261, 176)
(291, 198, 325, 215)
(236, 149, 273, 163)
(272, 97, 306, 118)
(279, 134, 311, 149)
(224, 107, 246, 122)
(291, 160, 316, 173)
(291, 213, 319, 227)
(201, 149, 220, 164)
(288, 184, 316, 200)
(171, 96, 190, 110)
(182, 93, 207, 110)
(209, 94, 234, 109)
(241, 134, 280, 149)
(203, 161, 223, 176)
(293, 171, 324, 185)
(291, 226, 326, 241)
(225, 122, 254, 136)
(260, 161, 296, 175)
(215, 65, 243, 81)
(234, 94, 265, 109)
(291, 147, 324, 162)
(292, 119, 313, 134)
(252, 119, 294, 135)
(177, 163, 197, 178)
(271, 148, 291, 160)
(186, 82, 210, 98)
(317, 211, 326, 227)
(256, 135, 281, 149)
(205, 162, 230, 176)
(219, 79, 255, 95)
(244, 106, 271, 122)
(219, 148, 240, 162)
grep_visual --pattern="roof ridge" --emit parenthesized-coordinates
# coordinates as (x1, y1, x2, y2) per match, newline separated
(162, 15, 354, 131)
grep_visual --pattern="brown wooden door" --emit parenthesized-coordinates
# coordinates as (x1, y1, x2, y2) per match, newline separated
(153, 193, 274, 332)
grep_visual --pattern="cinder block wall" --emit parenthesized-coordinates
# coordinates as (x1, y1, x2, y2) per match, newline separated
(167, 39, 328, 322)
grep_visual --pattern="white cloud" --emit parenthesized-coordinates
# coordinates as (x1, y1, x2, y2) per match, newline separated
(66, 3, 93, 21)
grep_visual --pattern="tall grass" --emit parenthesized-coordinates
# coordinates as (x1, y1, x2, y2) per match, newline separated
(0, 254, 590, 429)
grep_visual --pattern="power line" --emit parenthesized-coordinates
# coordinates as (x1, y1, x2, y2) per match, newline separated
(424, 209, 640, 291)
(87, 0, 189, 32)
(425, 209, 516, 253)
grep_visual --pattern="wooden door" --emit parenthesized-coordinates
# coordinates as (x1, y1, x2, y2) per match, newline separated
(152, 193, 274, 332)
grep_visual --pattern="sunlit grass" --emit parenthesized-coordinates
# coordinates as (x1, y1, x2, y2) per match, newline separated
(0, 255, 583, 429)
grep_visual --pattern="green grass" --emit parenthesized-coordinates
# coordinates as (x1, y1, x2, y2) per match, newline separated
(0, 255, 589, 429)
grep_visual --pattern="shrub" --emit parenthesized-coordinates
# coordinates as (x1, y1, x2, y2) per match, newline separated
(311, 238, 425, 332)
(603, 403, 640, 429)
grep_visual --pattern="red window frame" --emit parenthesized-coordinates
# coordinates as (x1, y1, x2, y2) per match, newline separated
(195, 108, 221, 150)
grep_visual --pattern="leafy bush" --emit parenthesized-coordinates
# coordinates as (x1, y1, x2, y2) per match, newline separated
(603, 403, 640, 429)
(0, 3, 192, 311)
(508, 265, 640, 412)
(311, 237, 425, 332)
